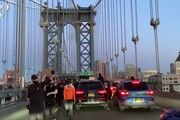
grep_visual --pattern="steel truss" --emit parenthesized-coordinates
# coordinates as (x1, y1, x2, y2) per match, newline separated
(41, 7, 96, 75)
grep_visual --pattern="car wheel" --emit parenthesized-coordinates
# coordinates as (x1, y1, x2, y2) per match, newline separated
(75, 105, 80, 110)
(118, 102, 125, 111)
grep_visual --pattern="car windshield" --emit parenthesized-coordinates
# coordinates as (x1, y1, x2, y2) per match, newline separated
(124, 82, 149, 91)
(78, 82, 104, 90)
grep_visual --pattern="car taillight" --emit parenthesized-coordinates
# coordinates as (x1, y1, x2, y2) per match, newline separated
(98, 90, 107, 94)
(132, 81, 140, 84)
(146, 90, 154, 95)
(76, 90, 84, 95)
(120, 90, 129, 96)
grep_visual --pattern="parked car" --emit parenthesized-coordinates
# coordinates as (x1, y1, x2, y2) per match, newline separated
(75, 80, 108, 110)
(160, 109, 180, 120)
(114, 79, 155, 111)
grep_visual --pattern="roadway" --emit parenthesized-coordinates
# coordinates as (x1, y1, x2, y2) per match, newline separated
(1, 101, 163, 120)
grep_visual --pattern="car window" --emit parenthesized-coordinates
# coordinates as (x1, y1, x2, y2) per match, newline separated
(78, 82, 104, 90)
(124, 82, 149, 91)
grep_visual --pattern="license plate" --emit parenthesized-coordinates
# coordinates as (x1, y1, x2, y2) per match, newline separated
(136, 98, 142, 103)
(88, 93, 94, 97)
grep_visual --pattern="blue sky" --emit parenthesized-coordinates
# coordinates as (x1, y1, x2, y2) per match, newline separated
(0, 0, 180, 79)
(94, 0, 180, 74)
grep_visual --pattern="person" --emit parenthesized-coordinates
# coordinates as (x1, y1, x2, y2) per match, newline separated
(27, 74, 51, 120)
(57, 79, 65, 109)
(63, 79, 76, 120)
(50, 70, 56, 81)
(98, 73, 104, 84)
(44, 80, 58, 120)
(131, 76, 135, 80)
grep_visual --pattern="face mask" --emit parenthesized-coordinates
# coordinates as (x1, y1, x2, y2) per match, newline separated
(33, 81, 39, 84)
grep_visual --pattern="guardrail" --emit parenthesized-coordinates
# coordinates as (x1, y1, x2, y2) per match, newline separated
(0, 88, 27, 107)
(155, 91, 180, 109)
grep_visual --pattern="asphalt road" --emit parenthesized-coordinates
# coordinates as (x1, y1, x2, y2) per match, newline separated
(1, 101, 164, 120)
(57, 100, 163, 120)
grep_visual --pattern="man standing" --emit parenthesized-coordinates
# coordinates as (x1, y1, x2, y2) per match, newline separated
(27, 74, 51, 120)
(44, 80, 58, 119)
(98, 73, 104, 84)
(63, 79, 76, 120)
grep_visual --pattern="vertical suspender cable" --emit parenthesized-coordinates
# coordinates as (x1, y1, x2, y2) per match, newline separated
(135, 0, 139, 36)
(130, 0, 139, 78)
(2, 1, 7, 89)
(115, 0, 119, 72)
(149, 0, 161, 90)
(6, 2, 9, 70)
(121, 0, 127, 78)
(15, 0, 20, 88)
(100, 0, 103, 60)
(102, 0, 106, 60)
(104, 0, 109, 73)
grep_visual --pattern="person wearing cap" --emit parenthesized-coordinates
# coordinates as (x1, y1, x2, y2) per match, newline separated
(27, 74, 52, 120)
(63, 79, 76, 120)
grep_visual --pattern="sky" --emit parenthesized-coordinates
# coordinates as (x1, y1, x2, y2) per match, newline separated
(93, 0, 180, 74)
(0, 0, 180, 79)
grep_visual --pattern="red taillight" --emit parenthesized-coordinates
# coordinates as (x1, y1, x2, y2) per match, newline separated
(120, 90, 129, 96)
(132, 81, 140, 84)
(98, 90, 107, 94)
(76, 90, 84, 95)
(146, 90, 154, 95)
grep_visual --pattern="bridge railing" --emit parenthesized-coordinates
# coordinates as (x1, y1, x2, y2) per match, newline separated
(0, 88, 27, 107)
(155, 91, 180, 109)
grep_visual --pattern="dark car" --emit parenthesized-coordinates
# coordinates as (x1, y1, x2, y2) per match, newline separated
(114, 79, 155, 111)
(160, 109, 180, 120)
(75, 80, 108, 110)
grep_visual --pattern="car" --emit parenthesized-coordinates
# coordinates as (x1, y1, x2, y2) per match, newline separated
(113, 79, 155, 111)
(75, 80, 108, 110)
(160, 109, 180, 120)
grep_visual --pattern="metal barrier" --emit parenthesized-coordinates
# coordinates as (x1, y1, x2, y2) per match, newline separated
(155, 91, 180, 109)
(0, 88, 27, 106)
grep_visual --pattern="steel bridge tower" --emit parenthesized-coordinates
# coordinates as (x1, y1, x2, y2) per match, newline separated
(40, 5, 96, 75)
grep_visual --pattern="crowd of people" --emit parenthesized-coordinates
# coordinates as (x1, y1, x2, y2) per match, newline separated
(27, 70, 77, 120)
(27, 70, 105, 120)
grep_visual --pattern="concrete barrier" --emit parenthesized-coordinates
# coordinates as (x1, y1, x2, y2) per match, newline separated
(155, 91, 180, 109)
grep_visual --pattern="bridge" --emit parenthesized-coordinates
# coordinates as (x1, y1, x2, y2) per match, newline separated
(0, 0, 179, 120)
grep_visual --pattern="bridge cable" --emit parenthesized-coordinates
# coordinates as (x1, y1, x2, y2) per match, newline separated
(149, 0, 161, 90)
(120, 0, 127, 78)
(104, 0, 109, 68)
(27, 3, 32, 80)
(115, 0, 119, 72)
(1, 1, 7, 89)
(130, 0, 139, 79)
(149, 0, 160, 73)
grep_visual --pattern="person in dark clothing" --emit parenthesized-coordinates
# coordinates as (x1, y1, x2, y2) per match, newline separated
(57, 80, 65, 109)
(98, 73, 104, 84)
(72, 79, 79, 90)
(44, 80, 58, 119)
(131, 76, 135, 80)
(27, 74, 51, 120)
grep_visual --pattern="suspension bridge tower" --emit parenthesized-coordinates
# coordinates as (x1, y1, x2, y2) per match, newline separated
(40, 4, 97, 75)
